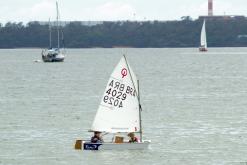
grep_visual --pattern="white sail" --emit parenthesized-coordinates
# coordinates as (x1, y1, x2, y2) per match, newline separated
(200, 20, 207, 48)
(91, 56, 140, 133)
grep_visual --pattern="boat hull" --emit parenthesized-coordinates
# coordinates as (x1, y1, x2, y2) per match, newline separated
(199, 47, 208, 52)
(82, 140, 151, 150)
(42, 56, 64, 62)
(41, 49, 65, 62)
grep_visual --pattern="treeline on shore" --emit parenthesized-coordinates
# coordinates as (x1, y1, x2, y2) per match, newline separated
(0, 19, 247, 48)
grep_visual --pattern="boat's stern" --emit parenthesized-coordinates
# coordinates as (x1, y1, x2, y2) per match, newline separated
(74, 140, 102, 150)
(83, 141, 103, 150)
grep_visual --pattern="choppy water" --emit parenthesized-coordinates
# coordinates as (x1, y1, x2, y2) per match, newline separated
(1, 48, 247, 165)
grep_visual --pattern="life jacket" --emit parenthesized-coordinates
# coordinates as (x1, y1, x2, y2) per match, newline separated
(91, 136, 102, 143)
(129, 137, 138, 143)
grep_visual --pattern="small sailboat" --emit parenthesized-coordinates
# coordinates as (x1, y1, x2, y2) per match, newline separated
(199, 19, 208, 52)
(42, 1, 65, 62)
(75, 56, 150, 150)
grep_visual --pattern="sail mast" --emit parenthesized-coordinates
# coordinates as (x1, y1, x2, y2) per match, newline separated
(49, 18, 52, 49)
(204, 20, 207, 48)
(56, 1, 60, 49)
(137, 80, 143, 142)
(123, 55, 143, 141)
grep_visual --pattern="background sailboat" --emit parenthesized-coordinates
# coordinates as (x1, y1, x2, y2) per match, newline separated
(41, 1, 65, 62)
(199, 20, 208, 52)
(75, 56, 150, 150)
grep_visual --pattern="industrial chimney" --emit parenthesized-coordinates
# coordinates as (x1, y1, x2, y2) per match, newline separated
(208, 0, 213, 16)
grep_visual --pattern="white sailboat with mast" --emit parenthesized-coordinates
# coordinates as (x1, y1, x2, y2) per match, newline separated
(42, 1, 65, 62)
(199, 19, 208, 52)
(75, 56, 150, 150)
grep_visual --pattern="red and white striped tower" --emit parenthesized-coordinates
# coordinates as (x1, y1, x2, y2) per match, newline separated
(208, 0, 213, 16)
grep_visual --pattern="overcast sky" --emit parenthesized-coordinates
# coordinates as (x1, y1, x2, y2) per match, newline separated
(0, 0, 246, 23)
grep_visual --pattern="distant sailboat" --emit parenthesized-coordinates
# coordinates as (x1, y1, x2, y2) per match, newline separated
(199, 20, 208, 52)
(75, 55, 150, 150)
(41, 1, 65, 62)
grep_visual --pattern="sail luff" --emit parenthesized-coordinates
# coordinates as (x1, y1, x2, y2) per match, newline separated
(204, 21, 207, 48)
(137, 80, 143, 142)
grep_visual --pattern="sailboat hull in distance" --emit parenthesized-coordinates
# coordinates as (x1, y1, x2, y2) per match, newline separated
(42, 54, 65, 62)
(41, 48, 65, 62)
(199, 46, 208, 52)
(81, 140, 151, 150)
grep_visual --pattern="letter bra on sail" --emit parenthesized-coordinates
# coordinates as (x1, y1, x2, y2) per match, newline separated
(91, 56, 140, 133)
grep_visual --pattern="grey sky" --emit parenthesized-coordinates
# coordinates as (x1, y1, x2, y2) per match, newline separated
(0, 0, 246, 23)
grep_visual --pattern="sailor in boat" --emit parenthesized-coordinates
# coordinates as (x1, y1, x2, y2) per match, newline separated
(128, 132, 139, 143)
(90, 131, 104, 143)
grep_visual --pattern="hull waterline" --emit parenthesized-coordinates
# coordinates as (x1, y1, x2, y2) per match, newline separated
(81, 140, 151, 150)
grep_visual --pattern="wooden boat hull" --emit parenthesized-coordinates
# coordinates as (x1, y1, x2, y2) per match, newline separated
(80, 140, 151, 150)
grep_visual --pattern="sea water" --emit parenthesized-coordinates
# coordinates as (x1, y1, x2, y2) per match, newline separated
(1, 48, 247, 165)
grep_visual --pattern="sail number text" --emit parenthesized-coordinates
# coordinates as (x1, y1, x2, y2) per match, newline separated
(103, 80, 136, 108)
